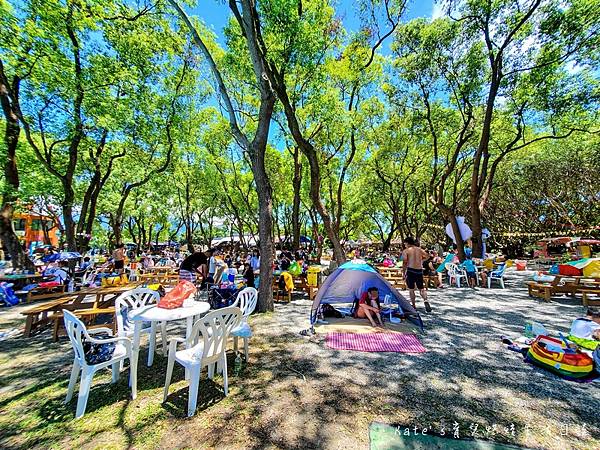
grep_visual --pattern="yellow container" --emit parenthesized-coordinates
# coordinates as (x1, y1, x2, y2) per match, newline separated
(101, 273, 128, 287)
(307, 266, 321, 287)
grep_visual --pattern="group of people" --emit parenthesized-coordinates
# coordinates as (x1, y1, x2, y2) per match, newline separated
(178, 248, 258, 289)
(352, 236, 502, 327)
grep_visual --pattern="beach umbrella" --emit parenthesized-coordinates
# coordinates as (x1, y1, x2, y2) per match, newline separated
(42, 251, 82, 263)
(445, 217, 472, 244)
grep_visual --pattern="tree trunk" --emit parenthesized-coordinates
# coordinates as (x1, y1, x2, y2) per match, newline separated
(469, 73, 500, 258)
(0, 63, 35, 269)
(112, 216, 123, 247)
(251, 140, 274, 313)
(470, 204, 484, 258)
(291, 146, 302, 251)
(0, 207, 34, 270)
(305, 148, 345, 264)
(62, 191, 77, 251)
(382, 231, 394, 252)
(446, 211, 466, 261)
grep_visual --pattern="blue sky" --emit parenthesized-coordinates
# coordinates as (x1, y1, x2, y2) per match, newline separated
(189, 1, 437, 151)
(194, 0, 435, 44)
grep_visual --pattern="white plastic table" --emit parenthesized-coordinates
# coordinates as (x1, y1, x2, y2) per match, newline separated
(129, 297, 210, 398)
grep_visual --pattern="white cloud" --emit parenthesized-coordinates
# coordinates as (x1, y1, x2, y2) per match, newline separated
(565, 60, 583, 74)
(431, 1, 444, 21)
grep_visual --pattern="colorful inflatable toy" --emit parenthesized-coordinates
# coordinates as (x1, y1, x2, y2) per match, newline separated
(526, 335, 594, 379)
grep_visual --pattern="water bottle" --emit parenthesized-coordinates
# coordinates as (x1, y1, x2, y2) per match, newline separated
(68, 279, 74, 292)
(234, 353, 242, 376)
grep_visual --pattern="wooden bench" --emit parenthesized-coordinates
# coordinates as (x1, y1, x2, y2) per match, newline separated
(380, 272, 407, 290)
(22, 295, 80, 337)
(527, 281, 553, 302)
(582, 289, 600, 307)
(139, 272, 179, 286)
(527, 279, 580, 301)
(423, 275, 437, 288)
(50, 307, 116, 341)
(21, 284, 140, 337)
(19, 284, 66, 303)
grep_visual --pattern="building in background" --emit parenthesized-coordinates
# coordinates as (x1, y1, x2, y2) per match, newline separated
(11, 212, 59, 253)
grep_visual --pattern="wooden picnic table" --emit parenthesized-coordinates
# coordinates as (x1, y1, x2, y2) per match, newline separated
(527, 274, 600, 302)
(582, 289, 600, 306)
(138, 272, 179, 286)
(21, 282, 144, 338)
(22, 284, 66, 302)
(0, 273, 43, 282)
(145, 266, 178, 273)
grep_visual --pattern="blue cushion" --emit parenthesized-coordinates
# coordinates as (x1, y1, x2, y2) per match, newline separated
(231, 322, 252, 338)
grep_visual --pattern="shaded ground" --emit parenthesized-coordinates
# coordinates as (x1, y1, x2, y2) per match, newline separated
(0, 270, 598, 449)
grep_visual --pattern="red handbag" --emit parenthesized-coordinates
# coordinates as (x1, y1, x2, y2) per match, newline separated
(157, 281, 197, 309)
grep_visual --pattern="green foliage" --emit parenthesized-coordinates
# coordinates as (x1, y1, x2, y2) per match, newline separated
(1, 0, 599, 252)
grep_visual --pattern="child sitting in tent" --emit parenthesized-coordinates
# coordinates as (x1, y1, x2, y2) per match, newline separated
(354, 287, 385, 328)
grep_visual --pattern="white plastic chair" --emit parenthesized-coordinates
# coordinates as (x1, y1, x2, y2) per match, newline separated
(230, 287, 258, 361)
(163, 306, 241, 417)
(381, 294, 394, 322)
(381, 294, 401, 323)
(63, 310, 133, 418)
(114, 288, 166, 366)
(488, 264, 506, 289)
(445, 263, 468, 288)
(128, 265, 140, 281)
(473, 265, 481, 286)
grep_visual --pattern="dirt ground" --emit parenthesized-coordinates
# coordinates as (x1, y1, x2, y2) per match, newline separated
(0, 270, 598, 449)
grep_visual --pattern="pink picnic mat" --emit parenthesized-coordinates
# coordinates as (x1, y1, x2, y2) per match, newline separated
(326, 332, 426, 353)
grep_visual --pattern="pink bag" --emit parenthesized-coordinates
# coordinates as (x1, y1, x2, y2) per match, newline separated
(157, 281, 196, 309)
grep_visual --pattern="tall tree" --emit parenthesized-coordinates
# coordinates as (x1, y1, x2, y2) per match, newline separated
(0, 59, 35, 269)
(170, 0, 276, 312)
(444, 0, 600, 256)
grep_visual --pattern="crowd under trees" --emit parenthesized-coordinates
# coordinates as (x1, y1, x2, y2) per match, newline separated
(1, 0, 599, 310)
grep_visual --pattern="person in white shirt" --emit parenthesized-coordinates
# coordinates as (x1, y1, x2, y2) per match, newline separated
(570, 309, 600, 340)
(207, 249, 217, 282)
(141, 254, 154, 271)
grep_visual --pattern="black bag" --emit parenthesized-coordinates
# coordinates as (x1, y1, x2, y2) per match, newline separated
(82, 332, 115, 365)
(321, 303, 343, 318)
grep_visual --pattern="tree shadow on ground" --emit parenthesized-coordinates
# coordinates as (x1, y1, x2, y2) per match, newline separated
(0, 271, 598, 449)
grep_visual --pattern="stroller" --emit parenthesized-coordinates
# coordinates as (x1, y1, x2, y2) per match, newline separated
(0, 282, 20, 306)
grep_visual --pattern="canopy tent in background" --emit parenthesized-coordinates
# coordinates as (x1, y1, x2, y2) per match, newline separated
(310, 261, 423, 330)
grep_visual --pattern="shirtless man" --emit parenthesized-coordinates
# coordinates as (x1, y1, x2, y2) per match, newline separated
(402, 237, 432, 312)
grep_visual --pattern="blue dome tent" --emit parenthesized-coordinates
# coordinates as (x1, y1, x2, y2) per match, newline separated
(310, 261, 423, 330)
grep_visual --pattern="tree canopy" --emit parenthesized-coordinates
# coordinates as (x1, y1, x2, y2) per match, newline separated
(1, 0, 599, 308)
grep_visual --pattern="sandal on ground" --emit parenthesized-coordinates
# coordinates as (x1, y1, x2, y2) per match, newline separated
(424, 302, 432, 313)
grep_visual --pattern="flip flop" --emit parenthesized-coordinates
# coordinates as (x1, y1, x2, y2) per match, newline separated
(424, 302, 432, 313)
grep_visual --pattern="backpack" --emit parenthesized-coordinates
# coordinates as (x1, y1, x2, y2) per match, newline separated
(321, 303, 343, 318)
